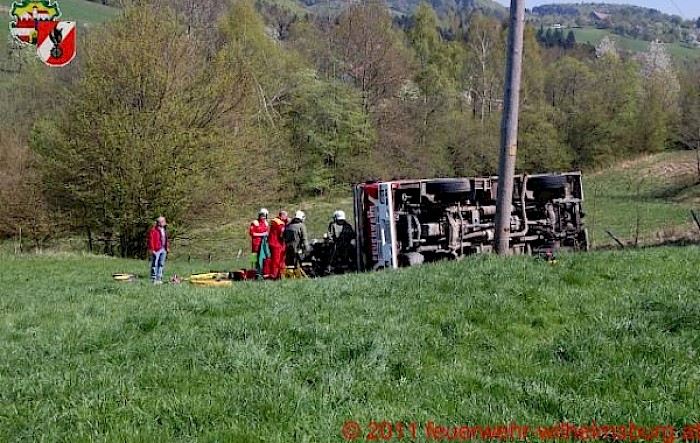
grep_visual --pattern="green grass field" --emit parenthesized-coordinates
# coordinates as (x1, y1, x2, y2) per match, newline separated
(2, 0, 117, 40)
(572, 27, 700, 60)
(584, 150, 700, 247)
(1, 245, 699, 441)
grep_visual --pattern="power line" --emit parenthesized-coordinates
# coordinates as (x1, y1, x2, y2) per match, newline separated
(666, 0, 687, 18)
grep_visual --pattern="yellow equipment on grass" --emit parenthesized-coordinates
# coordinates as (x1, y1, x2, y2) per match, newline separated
(185, 272, 230, 281)
(189, 279, 233, 287)
(186, 272, 232, 287)
(113, 273, 137, 282)
(283, 266, 308, 280)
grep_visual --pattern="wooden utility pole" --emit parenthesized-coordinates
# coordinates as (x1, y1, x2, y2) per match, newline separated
(494, 0, 526, 255)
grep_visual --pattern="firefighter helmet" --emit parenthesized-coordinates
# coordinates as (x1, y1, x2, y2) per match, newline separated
(333, 210, 346, 221)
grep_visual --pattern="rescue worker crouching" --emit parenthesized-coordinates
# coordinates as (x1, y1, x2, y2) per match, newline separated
(284, 210, 310, 268)
(327, 210, 356, 273)
(268, 210, 289, 279)
(249, 208, 271, 278)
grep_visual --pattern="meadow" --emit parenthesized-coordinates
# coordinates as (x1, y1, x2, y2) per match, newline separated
(0, 245, 699, 441)
(585, 150, 700, 247)
(572, 27, 700, 60)
(2, 0, 117, 28)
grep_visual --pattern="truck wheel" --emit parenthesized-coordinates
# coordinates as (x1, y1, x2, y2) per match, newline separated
(400, 252, 425, 267)
(529, 175, 567, 190)
(425, 179, 471, 194)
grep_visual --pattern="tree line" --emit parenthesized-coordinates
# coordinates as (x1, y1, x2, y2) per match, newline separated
(0, 0, 698, 256)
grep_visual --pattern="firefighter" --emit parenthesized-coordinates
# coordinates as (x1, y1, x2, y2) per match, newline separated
(284, 210, 310, 268)
(268, 210, 288, 279)
(328, 210, 356, 272)
(249, 208, 271, 277)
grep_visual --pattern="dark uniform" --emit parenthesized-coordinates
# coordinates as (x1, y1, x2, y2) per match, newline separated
(284, 217, 309, 267)
(328, 219, 355, 271)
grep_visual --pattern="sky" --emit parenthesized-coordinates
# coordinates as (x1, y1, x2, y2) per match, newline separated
(492, 0, 700, 19)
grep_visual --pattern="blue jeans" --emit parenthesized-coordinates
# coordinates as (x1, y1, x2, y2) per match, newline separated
(150, 249, 167, 281)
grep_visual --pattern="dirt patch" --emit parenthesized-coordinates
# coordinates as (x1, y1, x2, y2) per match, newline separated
(590, 151, 700, 180)
(589, 154, 656, 177)
(616, 154, 656, 171)
(643, 151, 700, 180)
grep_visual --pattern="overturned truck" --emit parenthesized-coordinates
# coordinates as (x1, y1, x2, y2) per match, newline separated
(352, 173, 587, 271)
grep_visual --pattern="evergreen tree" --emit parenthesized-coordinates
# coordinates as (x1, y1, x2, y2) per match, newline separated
(537, 25, 545, 43)
(565, 30, 576, 49)
(544, 28, 554, 47)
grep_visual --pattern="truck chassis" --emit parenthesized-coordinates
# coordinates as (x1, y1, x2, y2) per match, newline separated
(353, 173, 587, 270)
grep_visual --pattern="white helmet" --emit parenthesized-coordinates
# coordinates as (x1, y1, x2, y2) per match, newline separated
(258, 208, 269, 217)
(295, 210, 305, 220)
(333, 210, 346, 221)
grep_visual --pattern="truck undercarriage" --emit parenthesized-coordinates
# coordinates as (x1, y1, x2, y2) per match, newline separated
(353, 173, 587, 270)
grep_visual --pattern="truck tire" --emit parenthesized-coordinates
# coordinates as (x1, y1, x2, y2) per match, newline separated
(400, 252, 425, 267)
(425, 179, 471, 194)
(529, 175, 567, 190)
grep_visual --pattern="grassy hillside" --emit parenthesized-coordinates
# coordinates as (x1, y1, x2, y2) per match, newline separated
(573, 27, 700, 60)
(585, 150, 700, 247)
(1, 0, 117, 37)
(0, 245, 698, 441)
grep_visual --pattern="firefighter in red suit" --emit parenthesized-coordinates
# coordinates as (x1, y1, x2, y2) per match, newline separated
(249, 208, 272, 276)
(268, 210, 288, 279)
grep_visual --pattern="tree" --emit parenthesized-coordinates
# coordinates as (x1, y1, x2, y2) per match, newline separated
(463, 12, 505, 123)
(30, 6, 242, 257)
(565, 30, 576, 49)
(518, 107, 573, 173)
(544, 28, 554, 47)
(635, 40, 680, 152)
(595, 36, 618, 58)
(545, 56, 592, 110)
(215, 0, 308, 205)
(536, 25, 545, 43)
(676, 59, 700, 181)
(283, 70, 374, 196)
(407, 2, 462, 95)
(333, 0, 412, 112)
(404, 2, 463, 177)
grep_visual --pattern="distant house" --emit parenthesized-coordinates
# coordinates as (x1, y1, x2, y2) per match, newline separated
(591, 11, 610, 21)
(590, 11, 611, 27)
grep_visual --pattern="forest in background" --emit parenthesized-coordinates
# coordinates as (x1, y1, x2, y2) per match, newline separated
(0, 0, 699, 256)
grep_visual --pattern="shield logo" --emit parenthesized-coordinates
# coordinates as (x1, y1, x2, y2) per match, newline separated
(36, 20, 76, 67)
(9, 0, 62, 45)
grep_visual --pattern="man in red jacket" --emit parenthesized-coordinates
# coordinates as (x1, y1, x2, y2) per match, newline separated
(268, 210, 288, 279)
(147, 216, 170, 284)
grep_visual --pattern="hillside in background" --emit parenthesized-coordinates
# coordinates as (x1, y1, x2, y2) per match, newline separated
(572, 27, 700, 60)
(289, 0, 506, 17)
(530, 2, 700, 46)
(1, 0, 117, 30)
